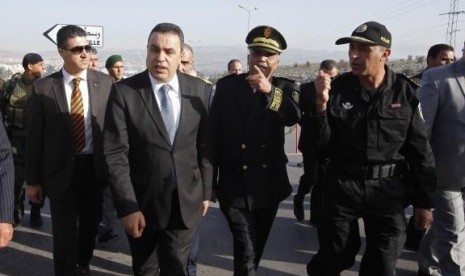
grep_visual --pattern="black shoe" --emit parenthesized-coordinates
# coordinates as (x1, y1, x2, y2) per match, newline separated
(29, 206, 43, 227)
(13, 206, 24, 227)
(293, 195, 304, 221)
(76, 264, 91, 275)
(98, 230, 119, 243)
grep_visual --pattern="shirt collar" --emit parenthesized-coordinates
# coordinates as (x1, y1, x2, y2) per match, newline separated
(148, 71, 180, 95)
(62, 68, 87, 84)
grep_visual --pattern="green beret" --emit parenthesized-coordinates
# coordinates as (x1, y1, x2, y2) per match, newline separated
(105, 54, 123, 68)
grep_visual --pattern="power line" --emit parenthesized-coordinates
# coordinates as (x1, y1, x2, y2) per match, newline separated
(440, 0, 465, 49)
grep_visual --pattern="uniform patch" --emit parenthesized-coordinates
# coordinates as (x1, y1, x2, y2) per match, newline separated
(342, 102, 354, 110)
(269, 88, 283, 111)
(390, 103, 401, 108)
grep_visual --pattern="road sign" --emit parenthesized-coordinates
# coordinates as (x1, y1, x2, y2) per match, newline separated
(43, 24, 104, 48)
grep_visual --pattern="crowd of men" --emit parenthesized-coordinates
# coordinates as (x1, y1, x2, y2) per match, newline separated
(0, 20, 464, 276)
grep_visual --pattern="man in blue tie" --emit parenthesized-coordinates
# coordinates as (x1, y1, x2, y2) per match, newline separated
(104, 22, 212, 275)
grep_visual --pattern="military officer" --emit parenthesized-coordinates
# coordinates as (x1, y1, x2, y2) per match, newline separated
(303, 21, 436, 275)
(210, 25, 300, 275)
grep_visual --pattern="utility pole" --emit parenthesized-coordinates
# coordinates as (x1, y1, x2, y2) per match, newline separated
(238, 5, 259, 33)
(440, 0, 465, 50)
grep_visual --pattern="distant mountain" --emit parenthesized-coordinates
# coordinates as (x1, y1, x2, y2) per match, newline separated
(0, 46, 347, 75)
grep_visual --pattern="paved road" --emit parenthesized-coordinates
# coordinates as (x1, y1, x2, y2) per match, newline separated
(0, 127, 420, 275)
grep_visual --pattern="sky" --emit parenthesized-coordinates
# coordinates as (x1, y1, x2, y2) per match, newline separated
(0, 0, 461, 60)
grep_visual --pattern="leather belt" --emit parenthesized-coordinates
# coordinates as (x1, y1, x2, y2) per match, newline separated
(334, 162, 405, 180)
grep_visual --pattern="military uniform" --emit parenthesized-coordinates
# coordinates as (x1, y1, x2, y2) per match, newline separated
(3, 74, 44, 226)
(211, 25, 301, 275)
(303, 66, 436, 275)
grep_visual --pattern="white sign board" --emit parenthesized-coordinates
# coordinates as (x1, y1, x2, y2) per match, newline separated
(43, 24, 104, 48)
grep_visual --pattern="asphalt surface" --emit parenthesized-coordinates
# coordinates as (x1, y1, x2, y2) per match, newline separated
(0, 126, 420, 275)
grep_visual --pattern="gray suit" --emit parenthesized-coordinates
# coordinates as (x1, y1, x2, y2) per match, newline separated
(418, 59, 465, 275)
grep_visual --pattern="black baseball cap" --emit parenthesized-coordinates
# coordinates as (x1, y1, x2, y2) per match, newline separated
(335, 21, 392, 48)
(246, 25, 287, 54)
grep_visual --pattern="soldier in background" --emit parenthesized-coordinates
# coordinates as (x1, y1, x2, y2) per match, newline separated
(105, 54, 124, 82)
(2, 53, 45, 227)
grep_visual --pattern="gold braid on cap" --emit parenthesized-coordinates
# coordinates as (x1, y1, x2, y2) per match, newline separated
(249, 37, 281, 53)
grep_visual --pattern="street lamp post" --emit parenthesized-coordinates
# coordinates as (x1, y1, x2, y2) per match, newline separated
(238, 5, 258, 33)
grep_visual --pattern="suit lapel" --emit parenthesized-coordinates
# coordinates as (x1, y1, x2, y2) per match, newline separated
(136, 72, 172, 145)
(51, 71, 72, 133)
(87, 71, 99, 120)
(176, 73, 190, 146)
(454, 59, 465, 99)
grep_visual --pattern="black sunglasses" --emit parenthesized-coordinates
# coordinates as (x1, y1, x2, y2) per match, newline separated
(65, 45, 92, 55)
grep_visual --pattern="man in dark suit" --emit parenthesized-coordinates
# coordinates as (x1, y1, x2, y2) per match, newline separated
(25, 25, 113, 275)
(294, 59, 339, 224)
(104, 22, 212, 276)
(0, 112, 15, 248)
(210, 25, 300, 275)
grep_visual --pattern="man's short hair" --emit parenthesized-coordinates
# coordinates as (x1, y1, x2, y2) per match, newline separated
(148, 23, 184, 47)
(182, 43, 193, 55)
(57, 25, 87, 49)
(319, 59, 338, 71)
(427, 44, 454, 59)
(91, 47, 98, 55)
(227, 59, 241, 71)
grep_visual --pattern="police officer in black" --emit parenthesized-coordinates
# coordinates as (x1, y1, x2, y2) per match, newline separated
(210, 25, 300, 275)
(303, 21, 436, 276)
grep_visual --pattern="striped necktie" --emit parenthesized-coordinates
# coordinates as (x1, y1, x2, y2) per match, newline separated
(71, 78, 86, 153)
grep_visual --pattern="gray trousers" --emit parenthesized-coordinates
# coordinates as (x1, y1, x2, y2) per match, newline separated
(418, 189, 465, 276)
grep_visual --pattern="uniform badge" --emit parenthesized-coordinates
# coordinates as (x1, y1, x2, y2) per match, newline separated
(264, 27, 272, 38)
(390, 103, 401, 108)
(355, 24, 367, 33)
(342, 102, 354, 110)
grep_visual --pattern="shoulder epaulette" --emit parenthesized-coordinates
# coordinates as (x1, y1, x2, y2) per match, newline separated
(195, 76, 212, 85)
(273, 76, 299, 92)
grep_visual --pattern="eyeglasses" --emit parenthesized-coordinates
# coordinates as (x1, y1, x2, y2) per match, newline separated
(64, 45, 92, 55)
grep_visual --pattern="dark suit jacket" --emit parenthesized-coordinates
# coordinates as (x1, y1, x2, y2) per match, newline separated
(25, 69, 113, 200)
(210, 74, 300, 210)
(104, 71, 213, 230)
(0, 113, 14, 223)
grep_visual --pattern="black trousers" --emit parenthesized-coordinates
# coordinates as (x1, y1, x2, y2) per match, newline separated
(127, 191, 196, 276)
(307, 168, 407, 276)
(221, 205, 279, 276)
(49, 155, 102, 276)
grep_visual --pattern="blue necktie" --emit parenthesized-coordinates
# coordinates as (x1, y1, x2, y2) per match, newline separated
(158, 84, 176, 144)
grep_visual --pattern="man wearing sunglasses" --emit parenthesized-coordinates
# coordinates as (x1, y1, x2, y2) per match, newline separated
(25, 25, 113, 276)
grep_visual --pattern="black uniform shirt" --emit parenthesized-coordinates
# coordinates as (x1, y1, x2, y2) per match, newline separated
(303, 66, 436, 208)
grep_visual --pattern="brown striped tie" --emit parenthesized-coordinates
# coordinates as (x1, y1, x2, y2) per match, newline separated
(71, 78, 85, 153)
